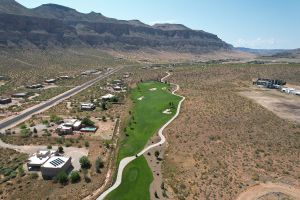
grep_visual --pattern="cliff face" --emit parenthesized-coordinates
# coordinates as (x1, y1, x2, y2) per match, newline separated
(0, 0, 232, 52)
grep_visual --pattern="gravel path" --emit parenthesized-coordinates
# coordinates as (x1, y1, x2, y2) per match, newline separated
(97, 72, 185, 200)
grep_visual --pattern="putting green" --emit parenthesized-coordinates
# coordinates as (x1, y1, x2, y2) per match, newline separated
(105, 81, 181, 200)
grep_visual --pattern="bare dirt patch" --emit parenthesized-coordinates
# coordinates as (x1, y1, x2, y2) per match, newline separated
(94, 120, 116, 140)
(161, 64, 300, 200)
(240, 89, 300, 123)
(236, 182, 300, 200)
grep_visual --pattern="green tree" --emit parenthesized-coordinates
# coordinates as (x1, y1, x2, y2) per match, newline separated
(69, 171, 81, 183)
(101, 102, 107, 111)
(79, 156, 91, 169)
(82, 117, 95, 126)
(55, 171, 68, 185)
(58, 146, 64, 153)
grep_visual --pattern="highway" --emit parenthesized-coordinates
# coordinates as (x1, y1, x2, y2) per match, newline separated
(0, 66, 123, 132)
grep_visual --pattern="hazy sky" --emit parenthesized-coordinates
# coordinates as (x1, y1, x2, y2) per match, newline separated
(16, 0, 300, 49)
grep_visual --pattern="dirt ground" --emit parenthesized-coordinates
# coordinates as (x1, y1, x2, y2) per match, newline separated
(94, 120, 116, 140)
(236, 182, 300, 200)
(240, 87, 300, 123)
(161, 64, 300, 200)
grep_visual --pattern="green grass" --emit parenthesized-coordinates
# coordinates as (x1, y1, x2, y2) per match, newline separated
(105, 156, 153, 200)
(118, 81, 181, 160)
(106, 81, 181, 200)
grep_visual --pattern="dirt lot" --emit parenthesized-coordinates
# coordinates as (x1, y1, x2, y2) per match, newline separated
(240, 88, 300, 123)
(161, 63, 300, 200)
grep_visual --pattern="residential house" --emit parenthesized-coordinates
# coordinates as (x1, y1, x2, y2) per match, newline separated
(40, 156, 72, 178)
(80, 103, 96, 111)
(0, 97, 12, 104)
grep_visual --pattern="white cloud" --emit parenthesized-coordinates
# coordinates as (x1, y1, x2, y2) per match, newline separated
(234, 37, 277, 49)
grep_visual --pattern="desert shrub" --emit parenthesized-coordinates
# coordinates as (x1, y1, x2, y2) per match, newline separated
(17, 165, 25, 177)
(20, 128, 31, 138)
(58, 146, 64, 153)
(50, 115, 62, 124)
(84, 174, 91, 183)
(82, 117, 95, 126)
(101, 102, 107, 111)
(65, 141, 71, 147)
(84, 141, 89, 148)
(30, 173, 39, 179)
(56, 137, 64, 144)
(55, 171, 68, 185)
(70, 171, 81, 183)
(79, 156, 91, 169)
(95, 157, 104, 173)
(42, 120, 49, 125)
(19, 124, 27, 129)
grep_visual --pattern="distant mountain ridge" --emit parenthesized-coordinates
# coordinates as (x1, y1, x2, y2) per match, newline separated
(0, 0, 232, 52)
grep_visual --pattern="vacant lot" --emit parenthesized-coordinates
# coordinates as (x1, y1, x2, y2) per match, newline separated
(162, 63, 300, 200)
(240, 88, 300, 123)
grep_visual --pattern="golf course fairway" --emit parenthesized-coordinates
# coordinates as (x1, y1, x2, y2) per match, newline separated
(105, 81, 181, 200)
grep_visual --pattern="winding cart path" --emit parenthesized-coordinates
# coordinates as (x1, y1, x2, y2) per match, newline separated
(97, 72, 185, 200)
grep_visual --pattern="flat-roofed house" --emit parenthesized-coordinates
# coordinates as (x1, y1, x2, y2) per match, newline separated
(73, 120, 82, 130)
(100, 94, 115, 101)
(41, 156, 72, 178)
(0, 97, 12, 104)
(27, 84, 43, 89)
(27, 149, 57, 169)
(45, 79, 56, 84)
(56, 124, 73, 135)
(12, 92, 28, 98)
(80, 103, 96, 111)
(56, 119, 82, 134)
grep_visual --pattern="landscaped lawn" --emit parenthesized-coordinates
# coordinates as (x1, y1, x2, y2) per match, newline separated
(105, 81, 181, 200)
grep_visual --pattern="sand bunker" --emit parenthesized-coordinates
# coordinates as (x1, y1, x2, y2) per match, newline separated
(149, 88, 157, 91)
(162, 109, 172, 114)
(138, 96, 144, 101)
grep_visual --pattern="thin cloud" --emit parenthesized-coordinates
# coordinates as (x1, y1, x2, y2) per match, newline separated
(234, 37, 277, 49)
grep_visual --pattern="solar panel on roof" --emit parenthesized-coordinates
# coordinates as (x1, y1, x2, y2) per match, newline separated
(50, 158, 65, 167)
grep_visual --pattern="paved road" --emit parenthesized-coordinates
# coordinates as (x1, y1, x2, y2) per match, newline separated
(0, 67, 123, 132)
(97, 72, 185, 200)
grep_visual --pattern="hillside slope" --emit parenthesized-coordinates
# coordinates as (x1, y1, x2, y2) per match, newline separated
(0, 0, 232, 53)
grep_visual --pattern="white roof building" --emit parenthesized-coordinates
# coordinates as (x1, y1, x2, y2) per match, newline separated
(27, 149, 57, 168)
(81, 103, 96, 110)
(101, 94, 115, 100)
(41, 156, 72, 178)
